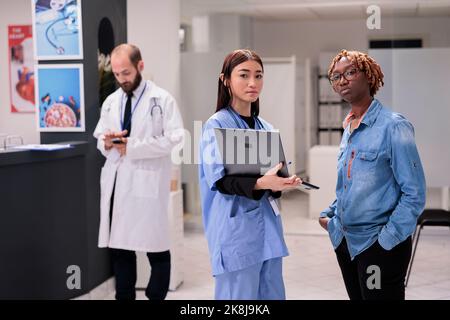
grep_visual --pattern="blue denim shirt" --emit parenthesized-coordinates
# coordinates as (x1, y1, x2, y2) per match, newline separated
(320, 99, 426, 259)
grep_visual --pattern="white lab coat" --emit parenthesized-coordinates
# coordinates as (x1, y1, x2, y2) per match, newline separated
(93, 80, 184, 252)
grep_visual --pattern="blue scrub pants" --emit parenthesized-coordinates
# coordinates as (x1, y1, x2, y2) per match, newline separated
(214, 257, 285, 300)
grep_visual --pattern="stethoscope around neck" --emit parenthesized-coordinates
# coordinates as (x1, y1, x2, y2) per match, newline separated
(150, 97, 164, 136)
(120, 84, 164, 137)
(226, 106, 265, 130)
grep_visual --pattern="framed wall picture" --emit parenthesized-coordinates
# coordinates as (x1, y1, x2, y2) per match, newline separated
(8, 25, 35, 113)
(35, 64, 85, 132)
(31, 0, 83, 60)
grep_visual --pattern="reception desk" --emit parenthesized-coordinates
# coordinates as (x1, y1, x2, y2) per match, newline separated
(0, 141, 111, 299)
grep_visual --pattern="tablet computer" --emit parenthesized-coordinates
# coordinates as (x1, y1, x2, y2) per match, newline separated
(214, 127, 319, 190)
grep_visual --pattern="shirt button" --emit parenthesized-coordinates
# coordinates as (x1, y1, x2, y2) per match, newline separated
(343, 226, 347, 232)
(344, 185, 347, 190)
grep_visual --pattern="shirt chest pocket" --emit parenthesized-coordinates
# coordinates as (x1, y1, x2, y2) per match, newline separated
(357, 150, 378, 161)
(354, 150, 378, 174)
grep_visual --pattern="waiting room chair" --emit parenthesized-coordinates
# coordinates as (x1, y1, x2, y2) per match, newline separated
(405, 209, 450, 287)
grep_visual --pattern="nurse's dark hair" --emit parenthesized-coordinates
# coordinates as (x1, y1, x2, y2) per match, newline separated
(216, 49, 263, 116)
(328, 49, 384, 97)
(111, 43, 142, 69)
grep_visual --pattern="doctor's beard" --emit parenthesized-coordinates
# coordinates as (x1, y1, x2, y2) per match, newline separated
(119, 71, 142, 94)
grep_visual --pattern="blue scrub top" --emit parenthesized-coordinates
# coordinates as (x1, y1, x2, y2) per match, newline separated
(198, 107, 289, 276)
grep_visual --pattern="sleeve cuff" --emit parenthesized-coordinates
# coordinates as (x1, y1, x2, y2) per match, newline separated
(252, 189, 266, 200)
(320, 209, 334, 218)
(378, 227, 401, 250)
(269, 191, 282, 199)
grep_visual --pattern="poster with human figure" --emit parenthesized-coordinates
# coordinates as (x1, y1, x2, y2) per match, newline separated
(8, 25, 35, 113)
(31, 0, 83, 60)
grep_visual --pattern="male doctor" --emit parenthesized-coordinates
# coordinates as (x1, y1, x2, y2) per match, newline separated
(93, 44, 184, 300)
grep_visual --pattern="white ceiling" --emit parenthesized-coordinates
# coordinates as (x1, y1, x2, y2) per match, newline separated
(181, 0, 450, 21)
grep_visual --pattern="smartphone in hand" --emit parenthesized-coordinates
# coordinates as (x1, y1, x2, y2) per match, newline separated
(111, 138, 124, 144)
(297, 181, 320, 191)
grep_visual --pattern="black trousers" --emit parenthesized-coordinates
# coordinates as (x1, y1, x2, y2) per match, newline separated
(335, 237, 412, 300)
(109, 180, 171, 300)
(110, 248, 171, 300)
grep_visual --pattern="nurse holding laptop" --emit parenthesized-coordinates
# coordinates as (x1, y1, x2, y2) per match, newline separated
(198, 49, 301, 300)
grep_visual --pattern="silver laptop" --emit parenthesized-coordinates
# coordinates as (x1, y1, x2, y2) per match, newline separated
(214, 127, 288, 177)
(214, 127, 319, 190)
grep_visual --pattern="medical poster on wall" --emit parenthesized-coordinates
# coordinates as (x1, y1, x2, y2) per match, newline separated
(8, 25, 35, 113)
(31, 0, 83, 60)
(35, 64, 85, 132)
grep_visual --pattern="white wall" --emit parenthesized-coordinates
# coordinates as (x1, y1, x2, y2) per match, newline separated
(259, 58, 299, 174)
(0, 0, 39, 144)
(179, 51, 226, 215)
(190, 14, 253, 53)
(253, 16, 450, 66)
(127, 0, 180, 102)
(252, 16, 450, 208)
(370, 48, 450, 188)
(208, 14, 253, 52)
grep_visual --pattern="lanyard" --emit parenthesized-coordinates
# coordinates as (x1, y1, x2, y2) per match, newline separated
(120, 82, 147, 131)
(226, 106, 265, 130)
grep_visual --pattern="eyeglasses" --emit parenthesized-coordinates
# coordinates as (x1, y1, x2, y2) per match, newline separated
(329, 68, 361, 84)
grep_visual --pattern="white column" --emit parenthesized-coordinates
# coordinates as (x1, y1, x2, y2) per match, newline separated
(127, 0, 183, 291)
(192, 15, 210, 52)
(442, 186, 449, 210)
(190, 13, 253, 53)
(304, 58, 312, 175)
(127, 0, 180, 102)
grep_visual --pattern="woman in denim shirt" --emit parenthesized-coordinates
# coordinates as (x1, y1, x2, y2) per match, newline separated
(319, 50, 426, 300)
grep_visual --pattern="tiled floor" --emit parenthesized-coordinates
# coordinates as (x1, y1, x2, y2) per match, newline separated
(111, 189, 450, 300)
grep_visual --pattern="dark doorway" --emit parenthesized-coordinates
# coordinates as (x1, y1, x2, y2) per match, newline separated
(98, 18, 116, 105)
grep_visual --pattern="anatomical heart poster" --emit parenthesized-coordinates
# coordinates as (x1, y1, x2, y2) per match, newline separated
(8, 25, 35, 113)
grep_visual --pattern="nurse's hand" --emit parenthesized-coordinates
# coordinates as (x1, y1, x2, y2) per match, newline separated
(254, 162, 301, 192)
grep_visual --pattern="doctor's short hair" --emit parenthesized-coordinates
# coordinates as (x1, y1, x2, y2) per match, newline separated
(111, 43, 142, 69)
(328, 49, 384, 97)
(216, 49, 264, 116)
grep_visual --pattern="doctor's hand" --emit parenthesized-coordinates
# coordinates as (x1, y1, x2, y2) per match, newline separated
(115, 141, 127, 156)
(103, 130, 128, 152)
(254, 162, 301, 192)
